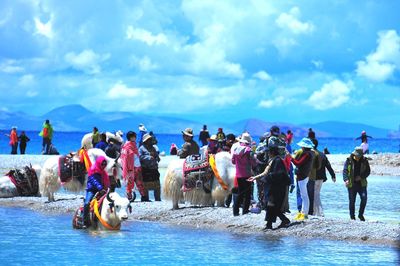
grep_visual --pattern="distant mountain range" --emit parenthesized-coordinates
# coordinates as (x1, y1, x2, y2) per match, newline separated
(0, 104, 399, 138)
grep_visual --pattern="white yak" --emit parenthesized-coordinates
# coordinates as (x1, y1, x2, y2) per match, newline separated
(39, 148, 121, 202)
(163, 151, 236, 209)
(81, 130, 124, 149)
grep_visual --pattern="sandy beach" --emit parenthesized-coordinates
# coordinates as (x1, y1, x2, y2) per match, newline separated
(0, 153, 399, 247)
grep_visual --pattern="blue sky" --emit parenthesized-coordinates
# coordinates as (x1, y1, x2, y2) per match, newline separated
(0, 0, 399, 129)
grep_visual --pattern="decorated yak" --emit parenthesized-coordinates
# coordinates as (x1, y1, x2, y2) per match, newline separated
(163, 150, 236, 209)
(73, 191, 131, 230)
(81, 130, 124, 149)
(39, 148, 121, 202)
(0, 165, 41, 198)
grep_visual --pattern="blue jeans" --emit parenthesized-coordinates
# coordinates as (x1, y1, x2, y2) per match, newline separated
(296, 180, 302, 212)
(84, 190, 95, 206)
(348, 183, 367, 218)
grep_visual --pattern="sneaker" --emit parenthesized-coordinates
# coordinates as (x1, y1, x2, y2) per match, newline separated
(295, 213, 307, 221)
(358, 215, 365, 221)
(350, 215, 356, 220)
(294, 212, 302, 220)
(263, 224, 273, 231)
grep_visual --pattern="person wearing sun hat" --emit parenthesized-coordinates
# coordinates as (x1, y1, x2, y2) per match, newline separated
(138, 123, 148, 147)
(177, 128, 199, 159)
(291, 137, 315, 221)
(343, 146, 370, 221)
(231, 132, 256, 216)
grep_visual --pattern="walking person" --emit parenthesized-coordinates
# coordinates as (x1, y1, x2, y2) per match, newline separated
(314, 147, 336, 217)
(291, 138, 315, 221)
(199, 125, 210, 147)
(231, 132, 256, 216)
(248, 144, 291, 230)
(121, 131, 148, 202)
(39, 119, 53, 154)
(343, 147, 370, 221)
(18, 131, 30, 154)
(6, 126, 18, 154)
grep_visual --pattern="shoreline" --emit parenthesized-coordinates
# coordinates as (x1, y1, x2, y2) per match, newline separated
(0, 153, 399, 248)
(0, 195, 399, 248)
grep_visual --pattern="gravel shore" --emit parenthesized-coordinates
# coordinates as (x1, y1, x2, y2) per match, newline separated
(0, 153, 399, 247)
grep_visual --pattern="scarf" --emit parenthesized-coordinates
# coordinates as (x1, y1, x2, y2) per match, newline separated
(88, 156, 110, 189)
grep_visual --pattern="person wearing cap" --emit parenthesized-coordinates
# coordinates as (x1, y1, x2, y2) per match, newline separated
(248, 143, 291, 229)
(139, 133, 161, 201)
(6, 126, 18, 154)
(178, 128, 199, 159)
(291, 137, 315, 221)
(39, 119, 54, 154)
(343, 146, 370, 221)
(231, 132, 256, 216)
(138, 123, 147, 147)
(355, 131, 372, 154)
(121, 131, 147, 202)
(199, 125, 210, 147)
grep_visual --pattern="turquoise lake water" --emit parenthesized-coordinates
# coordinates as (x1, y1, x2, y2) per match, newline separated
(0, 207, 398, 265)
(1, 130, 399, 155)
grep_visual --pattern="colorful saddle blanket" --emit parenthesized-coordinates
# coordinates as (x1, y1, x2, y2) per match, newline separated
(182, 149, 213, 193)
(58, 155, 86, 185)
(7, 165, 39, 196)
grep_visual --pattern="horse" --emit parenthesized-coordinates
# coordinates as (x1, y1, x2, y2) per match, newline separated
(81, 130, 124, 149)
(72, 191, 131, 230)
(163, 151, 236, 209)
(0, 165, 41, 198)
(39, 148, 122, 202)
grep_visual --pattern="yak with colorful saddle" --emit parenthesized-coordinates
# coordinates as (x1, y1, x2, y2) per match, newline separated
(182, 148, 214, 193)
(6, 165, 39, 196)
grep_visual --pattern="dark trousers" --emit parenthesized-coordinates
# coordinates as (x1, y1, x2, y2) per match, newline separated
(348, 183, 367, 218)
(20, 144, 26, 154)
(42, 138, 51, 154)
(296, 180, 302, 212)
(266, 205, 290, 224)
(233, 178, 252, 215)
(307, 180, 315, 215)
(11, 144, 18, 154)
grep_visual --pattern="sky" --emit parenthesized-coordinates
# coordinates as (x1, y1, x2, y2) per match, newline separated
(0, 0, 399, 129)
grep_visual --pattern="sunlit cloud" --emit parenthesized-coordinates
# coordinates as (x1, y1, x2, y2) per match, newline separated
(64, 49, 110, 74)
(307, 80, 352, 110)
(126, 26, 168, 46)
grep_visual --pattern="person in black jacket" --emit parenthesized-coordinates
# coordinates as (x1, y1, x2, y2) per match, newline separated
(313, 150, 336, 216)
(249, 145, 291, 230)
(198, 125, 210, 147)
(18, 131, 30, 154)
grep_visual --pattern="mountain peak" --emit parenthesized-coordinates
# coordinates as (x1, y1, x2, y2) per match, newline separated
(42, 104, 93, 118)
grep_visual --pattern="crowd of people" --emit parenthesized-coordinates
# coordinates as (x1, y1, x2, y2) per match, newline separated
(3, 120, 372, 230)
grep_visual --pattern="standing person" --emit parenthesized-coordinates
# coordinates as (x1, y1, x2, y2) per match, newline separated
(139, 133, 161, 201)
(216, 128, 226, 150)
(177, 128, 199, 158)
(307, 138, 322, 215)
(91, 127, 100, 147)
(6, 126, 18, 154)
(39, 119, 53, 154)
(82, 156, 110, 228)
(95, 133, 108, 151)
(248, 144, 291, 229)
(343, 147, 370, 221)
(121, 131, 148, 202)
(286, 130, 293, 146)
(18, 131, 30, 154)
(231, 132, 256, 216)
(356, 131, 372, 154)
(138, 123, 147, 147)
(199, 125, 210, 147)
(291, 137, 315, 221)
(314, 147, 336, 217)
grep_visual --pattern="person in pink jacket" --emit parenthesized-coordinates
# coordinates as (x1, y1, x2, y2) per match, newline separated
(121, 131, 147, 202)
(231, 132, 256, 216)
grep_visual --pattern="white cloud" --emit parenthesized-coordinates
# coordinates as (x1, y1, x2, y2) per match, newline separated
(107, 82, 143, 99)
(253, 71, 272, 81)
(275, 7, 314, 35)
(0, 60, 24, 73)
(356, 30, 400, 82)
(311, 60, 324, 70)
(307, 79, 352, 110)
(18, 74, 35, 87)
(34, 16, 53, 39)
(64, 49, 110, 74)
(258, 96, 285, 108)
(126, 26, 168, 46)
(137, 56, 158, 71)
